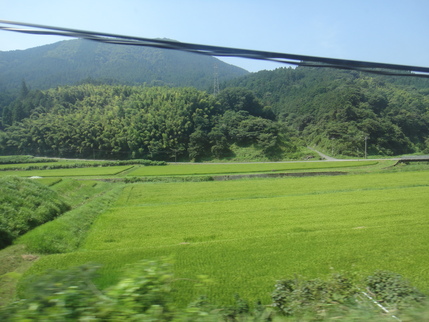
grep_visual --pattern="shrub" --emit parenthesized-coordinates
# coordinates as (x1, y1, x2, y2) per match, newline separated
(366, 270, 426, 308)
(1, 260, 176, 321)
(1, 265, 428, 321)
(271, 273, 358, 317)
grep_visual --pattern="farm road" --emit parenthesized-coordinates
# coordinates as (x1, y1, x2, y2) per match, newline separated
(306, 147, 339, 161)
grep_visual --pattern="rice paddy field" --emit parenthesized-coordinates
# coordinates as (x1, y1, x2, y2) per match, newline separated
(0, 165, 133, 177)
(23, 164, 429, 307)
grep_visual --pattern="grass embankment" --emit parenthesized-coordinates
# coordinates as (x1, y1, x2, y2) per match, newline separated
(127, 160, 379, 176)
(0, 178, 119, 306)
(24, 169, 429, 307)
(0, 155, 57, 164)
(0, 177, 70, 249)
(0, 159, 165, 171)
(18, 180, 123, 254)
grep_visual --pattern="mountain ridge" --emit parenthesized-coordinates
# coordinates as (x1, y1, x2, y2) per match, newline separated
(0, 38, 248, 91)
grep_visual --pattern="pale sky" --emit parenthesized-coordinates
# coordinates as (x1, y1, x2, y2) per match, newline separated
(1, 0, 428, 72)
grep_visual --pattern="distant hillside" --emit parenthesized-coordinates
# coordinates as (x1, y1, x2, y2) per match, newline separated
(226, 67, 429, 156)
(0, 39, 248, 91)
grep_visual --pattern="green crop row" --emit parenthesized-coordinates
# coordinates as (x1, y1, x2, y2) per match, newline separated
(25, 170, 429, 307)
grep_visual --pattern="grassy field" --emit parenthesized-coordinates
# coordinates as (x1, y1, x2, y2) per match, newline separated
(24, 169, 429, 307)
(0, 162, 61, 170)
(0, 159, 106, 170)
(127, 160, 379, 176)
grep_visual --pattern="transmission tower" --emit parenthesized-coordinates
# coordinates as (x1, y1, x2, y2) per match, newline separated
(213, 63, 220, 96)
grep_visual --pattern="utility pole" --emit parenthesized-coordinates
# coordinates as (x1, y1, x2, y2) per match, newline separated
(364, 136, 368, 159)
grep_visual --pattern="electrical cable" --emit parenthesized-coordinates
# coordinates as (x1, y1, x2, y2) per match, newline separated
(1, 19, 429, 78)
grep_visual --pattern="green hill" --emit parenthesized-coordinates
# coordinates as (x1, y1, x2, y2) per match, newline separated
(225, 67, 429, 156)
(0, 39, 248, 91)
(1, 64, 429, 159)
(0, 85, 288, 161)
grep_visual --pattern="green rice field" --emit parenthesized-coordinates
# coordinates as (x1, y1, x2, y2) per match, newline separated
(26, 169, 429, 306)
(0, 160, 104, 170)
(0, 165, 133, 177)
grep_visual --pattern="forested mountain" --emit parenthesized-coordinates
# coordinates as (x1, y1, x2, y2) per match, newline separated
(1, 63, 428, 160)
(0, 39, 248, 91)
(0, 85, 290, 161)
(226, 67, 429, 156)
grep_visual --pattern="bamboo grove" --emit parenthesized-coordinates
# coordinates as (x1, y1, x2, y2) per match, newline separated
(0, 85, 289, 161)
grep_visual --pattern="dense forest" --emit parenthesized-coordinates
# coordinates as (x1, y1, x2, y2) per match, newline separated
(1, 66, 429, 160)
(0, 85, 289, 161)
(227, 67, 429, 156)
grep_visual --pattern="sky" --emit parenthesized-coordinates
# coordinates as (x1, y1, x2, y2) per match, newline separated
(1, 0, 428, 73)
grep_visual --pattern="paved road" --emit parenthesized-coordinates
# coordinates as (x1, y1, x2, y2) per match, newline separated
(306, 147, 339, 161)
(307, 148, 429, 162)
(40, 150, 429, 165)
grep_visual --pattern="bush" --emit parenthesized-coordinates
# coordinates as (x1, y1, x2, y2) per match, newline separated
(1, 266, 428, 321)
(366, 270, 426, 308)
(1, 260, 176, 321)
(271, 273, 358, 317)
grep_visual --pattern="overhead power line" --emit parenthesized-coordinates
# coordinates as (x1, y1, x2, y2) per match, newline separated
(1, 19, 429, 78)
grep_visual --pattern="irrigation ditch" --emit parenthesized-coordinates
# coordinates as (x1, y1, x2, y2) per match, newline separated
(211, 171, 348, 181)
